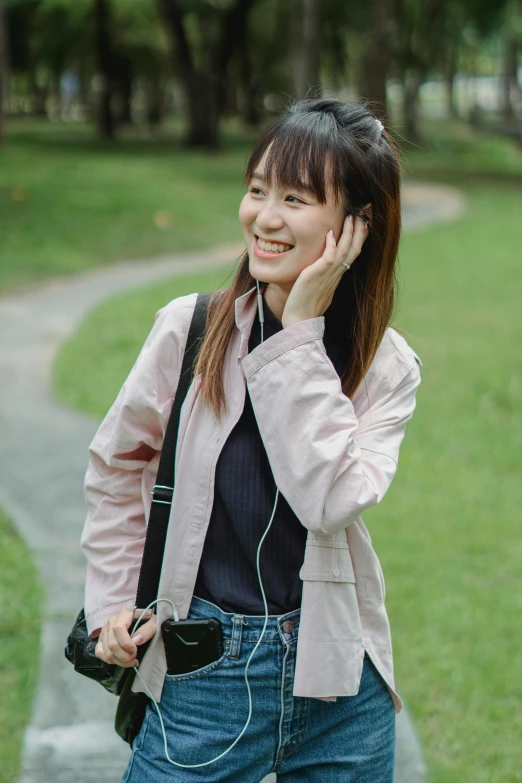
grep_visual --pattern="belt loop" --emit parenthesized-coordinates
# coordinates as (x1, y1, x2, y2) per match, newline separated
(229, 615, 244, 660)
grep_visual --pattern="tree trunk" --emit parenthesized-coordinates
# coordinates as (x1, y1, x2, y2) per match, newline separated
(156, 0, 217, 147)
(402, 69, 423, 142)
(239, 70, 261, 127)
(157, 0, 257, 149)
(501, 35, 518, 120)
(0, 2, 7, 144)
(117, 57, 133, 125)
(184, 73, 220, 148)
(291, 0, 321, 99)
(94, 0, 116, 139)
(358, 0, 390, 120)
(444, 46, 459, 119)
(237, 8, 260, 126)
(29, 67, 47, 116)
(147, 78, 165, 131)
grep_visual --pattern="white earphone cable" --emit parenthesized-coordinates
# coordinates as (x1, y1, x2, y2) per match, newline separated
(130, 278, 278, 767)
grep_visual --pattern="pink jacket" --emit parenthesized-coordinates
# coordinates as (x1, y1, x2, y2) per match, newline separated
(81, 285, 422, 712)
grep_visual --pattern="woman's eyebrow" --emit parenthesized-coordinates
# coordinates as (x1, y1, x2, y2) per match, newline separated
(249, 171, 316, 197)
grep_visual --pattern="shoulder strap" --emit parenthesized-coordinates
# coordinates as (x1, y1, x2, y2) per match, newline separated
(135, 292, 212, 611)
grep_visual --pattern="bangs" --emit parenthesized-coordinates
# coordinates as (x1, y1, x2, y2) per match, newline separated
(245, 113, 343, 204)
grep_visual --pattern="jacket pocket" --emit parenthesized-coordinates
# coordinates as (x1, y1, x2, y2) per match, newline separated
(297, 541, 363, 647)
(299, 541, 356, 583)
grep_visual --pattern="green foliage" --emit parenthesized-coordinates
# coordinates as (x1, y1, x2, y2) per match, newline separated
(7, 0, 167, 87)
(32, 0, 93, 74)
(0, 509, 43, 783)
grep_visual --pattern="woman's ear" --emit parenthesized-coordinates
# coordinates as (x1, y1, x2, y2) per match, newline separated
(361, 203, 373, 227)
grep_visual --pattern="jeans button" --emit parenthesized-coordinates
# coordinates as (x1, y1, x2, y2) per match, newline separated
(282, 620, 294, 633)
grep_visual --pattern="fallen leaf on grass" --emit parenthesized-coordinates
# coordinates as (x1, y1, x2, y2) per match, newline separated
(11, 186, 28, 202)
(153, 210, 171, 229)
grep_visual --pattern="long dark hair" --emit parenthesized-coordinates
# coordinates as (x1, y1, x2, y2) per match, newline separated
(194, 98, 402, 421)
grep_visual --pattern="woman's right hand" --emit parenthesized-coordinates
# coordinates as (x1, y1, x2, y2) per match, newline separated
(95, 608, 158, 668)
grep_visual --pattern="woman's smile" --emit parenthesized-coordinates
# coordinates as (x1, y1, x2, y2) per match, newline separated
(253, 235, 294, 259)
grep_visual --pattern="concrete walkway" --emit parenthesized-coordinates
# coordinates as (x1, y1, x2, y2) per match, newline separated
(0, 182, 465, 783)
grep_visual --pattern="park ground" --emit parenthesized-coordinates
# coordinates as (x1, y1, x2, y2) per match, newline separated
(1, 118, 521, 783)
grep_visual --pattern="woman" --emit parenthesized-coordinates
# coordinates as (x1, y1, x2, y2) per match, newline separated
(83, 98, 422, 782)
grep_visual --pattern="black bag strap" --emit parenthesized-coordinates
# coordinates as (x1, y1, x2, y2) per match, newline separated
(134, 292, 212, 611)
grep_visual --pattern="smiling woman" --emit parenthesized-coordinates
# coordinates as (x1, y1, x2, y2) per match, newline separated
(80, 97, 421, 783)
(196, 98, 402, 417)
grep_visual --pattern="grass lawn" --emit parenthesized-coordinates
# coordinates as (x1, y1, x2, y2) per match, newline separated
(53, 264, 236, 417)
(371, 183, 522, 783)
(53, 127, 522, 782)
(0, 509, 43, 783)
(1, 116, 521, 297)
(0, 119, 255, 294)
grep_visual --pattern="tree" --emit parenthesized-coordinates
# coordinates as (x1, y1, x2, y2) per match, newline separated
(94, 0, 116, 138)
(156, 0, 258, 148)
(291, 0, 320, 100)
(358, 0, 391, 120)
(500, 0, 522, 119)
(27, 0, 167, 134)
(0, 1, 6, 144)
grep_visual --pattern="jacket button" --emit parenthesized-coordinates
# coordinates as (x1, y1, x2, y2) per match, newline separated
(332, 568, 340, 577)
(282, 620, 294, 633)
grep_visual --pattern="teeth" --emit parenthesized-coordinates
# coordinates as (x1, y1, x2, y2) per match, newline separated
(258, 238, 291, 253)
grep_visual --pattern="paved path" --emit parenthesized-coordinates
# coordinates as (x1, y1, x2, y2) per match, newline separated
(0, 182, 465, 783)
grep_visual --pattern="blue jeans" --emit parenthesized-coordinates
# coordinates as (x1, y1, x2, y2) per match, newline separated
(122, 595, 395, 782)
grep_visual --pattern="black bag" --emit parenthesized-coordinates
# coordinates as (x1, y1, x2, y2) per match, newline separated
(65, 292, 212, 745)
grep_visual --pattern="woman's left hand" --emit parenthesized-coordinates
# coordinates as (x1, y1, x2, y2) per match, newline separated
(281, 214, 369, 329)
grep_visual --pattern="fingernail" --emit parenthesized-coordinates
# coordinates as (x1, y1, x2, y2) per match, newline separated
(348, 214, 354, 224)
(131, 633, 144, 644)
(328, 229, 334, 238)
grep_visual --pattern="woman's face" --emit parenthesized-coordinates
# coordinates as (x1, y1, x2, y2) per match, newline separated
(238, 149, 346, 296)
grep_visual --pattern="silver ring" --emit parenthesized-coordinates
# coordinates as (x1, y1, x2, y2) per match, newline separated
(341, 262, 351, 270)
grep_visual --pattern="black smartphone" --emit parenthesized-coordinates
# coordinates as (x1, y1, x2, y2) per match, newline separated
(161, 617, 224, 675)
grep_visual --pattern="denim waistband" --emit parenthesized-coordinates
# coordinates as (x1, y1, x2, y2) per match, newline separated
(189, 595, 301, 651)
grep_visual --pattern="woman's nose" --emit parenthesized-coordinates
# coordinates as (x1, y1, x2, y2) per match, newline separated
(256, 200, 285, 232)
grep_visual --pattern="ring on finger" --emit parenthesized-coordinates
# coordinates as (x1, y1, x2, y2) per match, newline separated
(341, 261, 351, 271)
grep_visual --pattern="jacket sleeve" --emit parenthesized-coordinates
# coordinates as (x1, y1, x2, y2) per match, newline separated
(80, 294, 196, 636)
(241, 317, 421, 537)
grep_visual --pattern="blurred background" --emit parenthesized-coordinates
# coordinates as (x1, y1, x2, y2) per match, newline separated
(0, 1, 521, 782)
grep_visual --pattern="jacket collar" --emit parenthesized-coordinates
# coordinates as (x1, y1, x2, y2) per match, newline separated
(234, 285, 260, 333)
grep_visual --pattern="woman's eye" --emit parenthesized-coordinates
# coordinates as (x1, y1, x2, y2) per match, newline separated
(286, 195, 305, 204)
(249, 187, 264, 196)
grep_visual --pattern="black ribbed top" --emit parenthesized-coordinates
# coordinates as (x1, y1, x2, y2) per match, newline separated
(193, 293, 349, 615)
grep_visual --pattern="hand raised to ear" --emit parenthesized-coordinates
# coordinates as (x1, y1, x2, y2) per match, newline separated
(281, 214, 369, 329)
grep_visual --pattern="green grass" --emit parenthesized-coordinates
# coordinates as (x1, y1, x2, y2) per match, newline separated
(53, 177, 522, 782)
(366, 183, 522, 782)
(0, 509, 43, 783)
(399, 117, 522, 184)
(53, 264, 236, 417)
(0, 118, 255, 294)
